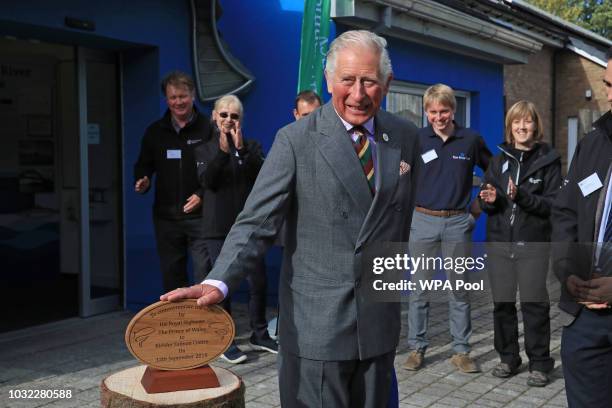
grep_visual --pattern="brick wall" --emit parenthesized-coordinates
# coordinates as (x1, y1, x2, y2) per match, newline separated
(504, 46, 554, 144)
(555, 50, 608, 170)
(505, 48, 608, 172)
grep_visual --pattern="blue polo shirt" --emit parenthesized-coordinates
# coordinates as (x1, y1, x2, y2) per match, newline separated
(415, 124, 491, 210)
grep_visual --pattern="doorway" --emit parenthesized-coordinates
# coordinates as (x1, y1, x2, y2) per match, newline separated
(0, 37, 123, 332)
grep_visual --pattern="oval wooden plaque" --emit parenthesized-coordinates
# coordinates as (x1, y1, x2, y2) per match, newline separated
(125, 300, 235, 370)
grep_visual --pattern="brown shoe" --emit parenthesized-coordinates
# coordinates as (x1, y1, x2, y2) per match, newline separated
(402, 351, 424, 371)
(450, 353, 480, 373)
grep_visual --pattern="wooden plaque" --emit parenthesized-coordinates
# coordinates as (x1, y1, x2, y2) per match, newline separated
(125, 300, 235, 370)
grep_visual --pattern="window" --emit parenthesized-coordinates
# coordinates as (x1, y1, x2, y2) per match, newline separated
(386, 81, 471, 128)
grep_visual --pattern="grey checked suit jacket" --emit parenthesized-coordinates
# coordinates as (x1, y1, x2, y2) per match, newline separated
(208, 102, 420, 361)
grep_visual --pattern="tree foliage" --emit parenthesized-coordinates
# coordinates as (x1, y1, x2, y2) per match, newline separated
(527, 0, 612, 40)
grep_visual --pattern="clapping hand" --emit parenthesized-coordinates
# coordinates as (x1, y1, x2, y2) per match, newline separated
(479, 183, 497, 204)
(134, 176, 150, 193)
(229, 121, 244, 150)
(507, 177, 517, 201)
(219, 121, 244, 153)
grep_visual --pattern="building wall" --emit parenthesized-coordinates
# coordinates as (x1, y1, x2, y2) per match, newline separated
(0, 0, 308, 309)
(504, 46, 608, 172)
(555, 50, 608, 170)
(1, 0, 207, 309)
(504, 46, 555, 144)
(384, 35, 504, 150)
(2, 0, 507, 311)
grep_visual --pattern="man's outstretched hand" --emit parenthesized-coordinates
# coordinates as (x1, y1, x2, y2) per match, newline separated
(160, 284, 224, 307)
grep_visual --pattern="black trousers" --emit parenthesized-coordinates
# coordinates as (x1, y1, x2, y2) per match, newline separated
(196, 238, 269, 339)
(562, 308, 612, 407)
(488, 245, 554, 372)
(153, 216, 208, 292)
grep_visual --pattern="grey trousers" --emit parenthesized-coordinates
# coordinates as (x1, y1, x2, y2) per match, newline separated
(407, 210, 474, 354)
(278, 348, 395, 408)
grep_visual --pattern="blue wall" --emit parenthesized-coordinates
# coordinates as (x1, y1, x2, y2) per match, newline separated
(2, 0, 504, 311)
(214, 0, 306, 151)
(1, 0, 200, 309)
(386, 36, 504, 147)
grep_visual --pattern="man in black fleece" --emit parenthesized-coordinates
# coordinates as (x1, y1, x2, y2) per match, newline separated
(134, 71, 212, 292)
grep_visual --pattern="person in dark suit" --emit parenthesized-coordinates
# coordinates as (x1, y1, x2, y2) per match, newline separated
(552, 46, 612, 408)
(161, 30, 420, 407)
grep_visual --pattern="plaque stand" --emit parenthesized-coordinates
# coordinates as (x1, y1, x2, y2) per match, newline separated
(101, 365, 245, 408)
(141, 365, 220, 393)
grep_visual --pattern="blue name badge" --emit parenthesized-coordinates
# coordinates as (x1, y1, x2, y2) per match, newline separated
(167, 149, 181, 159)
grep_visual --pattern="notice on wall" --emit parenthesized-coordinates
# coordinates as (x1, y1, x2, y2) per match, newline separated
(0, 58, 55, 190)
(27, 115, 52, 137)
(18, 86, 51, 115)
(87, 123, 100, 145)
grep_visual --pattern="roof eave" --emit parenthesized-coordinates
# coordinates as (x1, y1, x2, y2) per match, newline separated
(332, 0, 542, 64)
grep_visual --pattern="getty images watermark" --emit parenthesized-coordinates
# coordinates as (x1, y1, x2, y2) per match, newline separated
(371, 252, 487, 292)
(359, 242, 491, 302)
(361, 242, 602, 303)
(360, 242, 566, 302)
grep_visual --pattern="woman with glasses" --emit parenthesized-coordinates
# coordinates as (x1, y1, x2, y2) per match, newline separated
(478, 100, 561, 387)
(195, 95, 278, 364)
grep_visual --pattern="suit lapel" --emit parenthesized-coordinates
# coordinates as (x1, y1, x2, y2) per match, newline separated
(357, 114, 401, 249)
(315, 104, 373, 217)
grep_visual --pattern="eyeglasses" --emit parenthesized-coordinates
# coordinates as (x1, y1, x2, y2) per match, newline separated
(218, 112, 240, 120)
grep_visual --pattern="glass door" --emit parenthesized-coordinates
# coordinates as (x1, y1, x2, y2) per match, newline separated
(76, 47, 123, 316)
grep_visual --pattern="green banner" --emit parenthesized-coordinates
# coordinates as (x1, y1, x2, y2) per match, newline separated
(297, 0, 331, 96)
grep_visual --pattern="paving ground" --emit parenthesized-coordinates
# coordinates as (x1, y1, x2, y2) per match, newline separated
(0, 280, 568, 408)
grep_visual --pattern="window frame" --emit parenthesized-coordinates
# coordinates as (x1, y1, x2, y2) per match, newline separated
(386, 81, 471, 128)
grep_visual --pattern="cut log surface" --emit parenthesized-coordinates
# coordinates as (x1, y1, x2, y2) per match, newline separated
(101, 365, 244, 408)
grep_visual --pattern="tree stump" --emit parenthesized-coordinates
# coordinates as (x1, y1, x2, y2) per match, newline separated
(101, 365, 244, 408)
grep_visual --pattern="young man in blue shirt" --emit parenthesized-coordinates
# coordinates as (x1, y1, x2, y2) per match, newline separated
(404, 83, 491, 373)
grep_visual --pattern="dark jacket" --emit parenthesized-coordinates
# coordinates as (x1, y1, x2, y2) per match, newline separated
(480, 142, 561, 243)
(195, 130, 264, 239)
(552, 111, 612, 315)
(134, 108, 213, 219)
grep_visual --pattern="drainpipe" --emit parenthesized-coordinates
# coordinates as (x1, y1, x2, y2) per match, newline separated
(551, 47, 558, 148)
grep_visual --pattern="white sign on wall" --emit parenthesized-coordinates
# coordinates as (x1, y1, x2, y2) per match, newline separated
(87, 123, 100, 145)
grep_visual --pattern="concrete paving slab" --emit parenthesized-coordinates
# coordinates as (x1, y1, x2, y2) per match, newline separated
(0, 284, 571, 408)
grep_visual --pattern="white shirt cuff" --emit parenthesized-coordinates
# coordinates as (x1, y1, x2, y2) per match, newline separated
(202, 279, 228, 299)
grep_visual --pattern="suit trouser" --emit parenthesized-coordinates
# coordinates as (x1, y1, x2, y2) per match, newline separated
(487, 246, 554, 372)
(153, 216, 208, 292)
(278, 348, 395, 408)
(196, 238, 269, 339)
(407, 211, 474, 353)
(561, 308, 612, 408)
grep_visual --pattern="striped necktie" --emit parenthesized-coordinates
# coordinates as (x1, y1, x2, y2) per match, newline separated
(598, 204, 612, 275)
(351, 126, 375, 194)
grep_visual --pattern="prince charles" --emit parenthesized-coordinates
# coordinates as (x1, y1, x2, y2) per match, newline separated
(162, 30, 420, 407)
